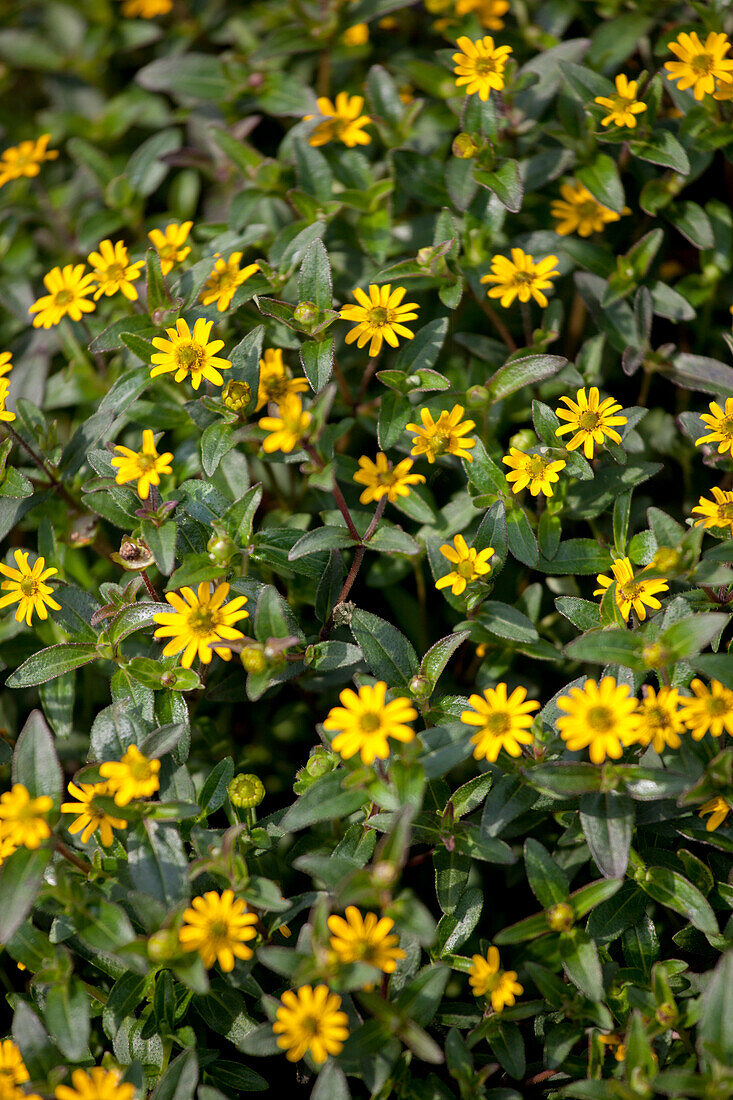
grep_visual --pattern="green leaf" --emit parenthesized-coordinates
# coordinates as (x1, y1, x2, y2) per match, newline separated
(0, 847, 52, 943)
(201, 420, 238, 477)
(11, 1001, 59, 1082)
(198, 758, 234, 817)
(474, 160, 523, 212)
(629, 131, 690, 174)
(254, 584, 305, 642)
(526, 763, 603, 798)
(394, 317, 448, 373)
(298, 238, 332, 311)
(576, 153, 624, 214)
(477, 602, 538, 644)
(659, 612, 730, 660)
(137, 53, 229, 101)
(698, 949, 733, 1070)
(12, 709, 62, 800)
(350, 608, 419, 686)
(437, 886, 483, 955)
(128, 819, 190, 907)
(395, 964, 450, 1027)
(488, 355, 568, 404)
(538, 540, 612, 575)
(300, 335, 334, 392)
(524, 839, 569, 908)
(579, 791, 634, 878)
(141, 520, 177, 576)
(489, 1021, 525, 1079)
(419, 631, 471, 694)
(506, 507, 538, 568)
(559, 928, 603, 1002)
(668, 352, 733, 397)
(639, 867, 718, 937)
(107, 601, 171, 646)
(563, 628, 644, 669)
(6, 644, 99, 688)
(145, 247, 175, 314)
(289, 526, 357, 560)
(281, 770, 368, 831)
(44, 979, 90, 1062)
(481, 774, 536, 838)
(150, 1051, 199, 1100)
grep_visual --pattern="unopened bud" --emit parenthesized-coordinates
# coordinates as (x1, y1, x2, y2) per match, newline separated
(160, 672, 177, 688)
(207, 532, 235, 566)
(452, 132, 478, 159)
(222, 379, 251, 412)
(642, 642, 671, 670)
(651, 547, 680, 574)
(294, 300, 318, 326)
(655, 1001, 677, 1028)
(306, 748, 332, 779)
(466, 385, 490, 410)
(147, 930, 179, 963)
(228, 773, 265, 809)
(416, 246, 434, 267)
(241, 646, 267, 674)
(546, 902, 574, 932)
(372, 861, 397, 887)
(409, 675, 431, 699)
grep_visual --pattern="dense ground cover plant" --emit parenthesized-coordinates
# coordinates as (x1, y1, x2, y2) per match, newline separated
(0, 0, 732, 1097)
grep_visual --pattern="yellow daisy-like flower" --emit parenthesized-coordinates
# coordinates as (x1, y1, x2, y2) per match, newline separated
(0, 550, 60, 626)
(698, 796, 731, 832)
(554, 386, 627, 459)
(87, 239, 144, 301)
(452, 35, 512, 100)
(593, 557, 669, 622)
(259, 393, 312, 454)
(55, 1067, 135, 1100)
(502, 448, 566, 497)
(305, 93, 372, 148)
(342, 23, 369, 46)
(635, 686, 686, 753)
(436, 534, 494, 596)
(469, 947, 523, 1012)
(98, 745, 161, 807)
(153, 581, 249, 668)
(665, 31, 733, 102)
(200, 252, 260, 312)
(0, 784, 52, 850)
(29, 264, 96, 329)
(0, 351, 13, 377)
(0, 134, 57, 188)
(179, 889, 258, 971)
(594, 75, 647, 128)
(328, 907, 405, 973)
(481, 249, 559, 309)
(713, 77, 733, 101)
(695, 397, 733, 454)
(455, 0, 510, 31)
(678, 678, 733, 741)
(551, 182, 625, 237)
(556, 677, 639, 764)
(273, 985, 350, 1064)
(323, 681, 418, 765)
(255, 348, 309, 412)
(0, 1041, 28, 1089)
(691, 487, 733, 534)
(151, 317, 231, 389)
(340, 284, 420, 358)
(599, 1035, 626, 1062)
(0, 378, 15, 424)
(406, 405, 477, 464)
(461, 683, 539, 762)
(111, 429, 173, 500)
(60, 782, 127, 847)
(353, 453, 425, 504)
(147, 221, 193, 275)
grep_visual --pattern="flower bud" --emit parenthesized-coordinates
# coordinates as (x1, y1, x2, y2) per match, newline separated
(293, 300, 319, 326)
(147, 930, 180, 963)
(222, 379, 251, 412)
(655, 1001, 677, 1028)
(546, 902, 574, 932)
(372, 860, 397, 887)
(510, 429, 538, 452)
(228, 773, 265, 809)
(466, 385, 490, 410)
(641, 642, 671, 670)
(416, 246, 434, 267)
(160, 672, 177, 688)
(651, 547, 681, 574)
(307, 747, 332, 779)
(452, 132, 479, 159)
(241, 645, 267, 674)
(207, 532, 235, 566)
(111, 537, 154, 572)
(409, 675, 431, 699)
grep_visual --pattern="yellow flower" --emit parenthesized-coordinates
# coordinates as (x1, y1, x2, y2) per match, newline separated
(502, 448, 566, 496)
(551, 182, 625, 237)
(153, 581, 249, 668)
(594, 74, 647, 128)
(691, 487, 733, 534)
(698, 796, 730, 832)
(713, 77, 733, 101)
(340, 283, 420, 357)
(452, 35, 512, 100)
(635, 687, 686, 753)
(111, 429, 173, 500)
(55, 1067, 135, 1100)
(678, 678, 733, 741)
(179, 889, 258, 971)
(455, 0, 510, 31)
(255, 348, 309, 412)
(0, 1041, 29, 1089)
(406, 404, 477, 463)
(259, 393, 312, 454)
(0, 550, 60, 626)
(593, 557, 669, 622)
(29, 264, 96, 328)
(0, 784, 52, 850)
(0, 833, 19, 866)
(554, 386, 627, 459)
(341, 23, 369, 46)
(151, 317, 231, 389)
(599, 1035, 626, 1062)
(481, 249, 559, 308)
(273, 985, 350, 1064)
(695, 397, 733, 454)
(436, 534, 494, 595)
(353, 453, 425, 504)
(0, 378, 15, 424)
(87, 239, 144, 301)
(0, 351, 13, 377)
(323, 682, 417, 764)
(665, 31, 733, 101)
(99, 745, 161, 807)
(200, 252, 260, 312)
(461, 683, 539, 762)
(469, 947, 523, 1012)
(305, 94, 372, 148)
(60, 782, 127, 846)
(147, 221, 192, 275)
(328, 907, 405, 973)
(556, 677, 639, 764)
(0, 134, 57, 188)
